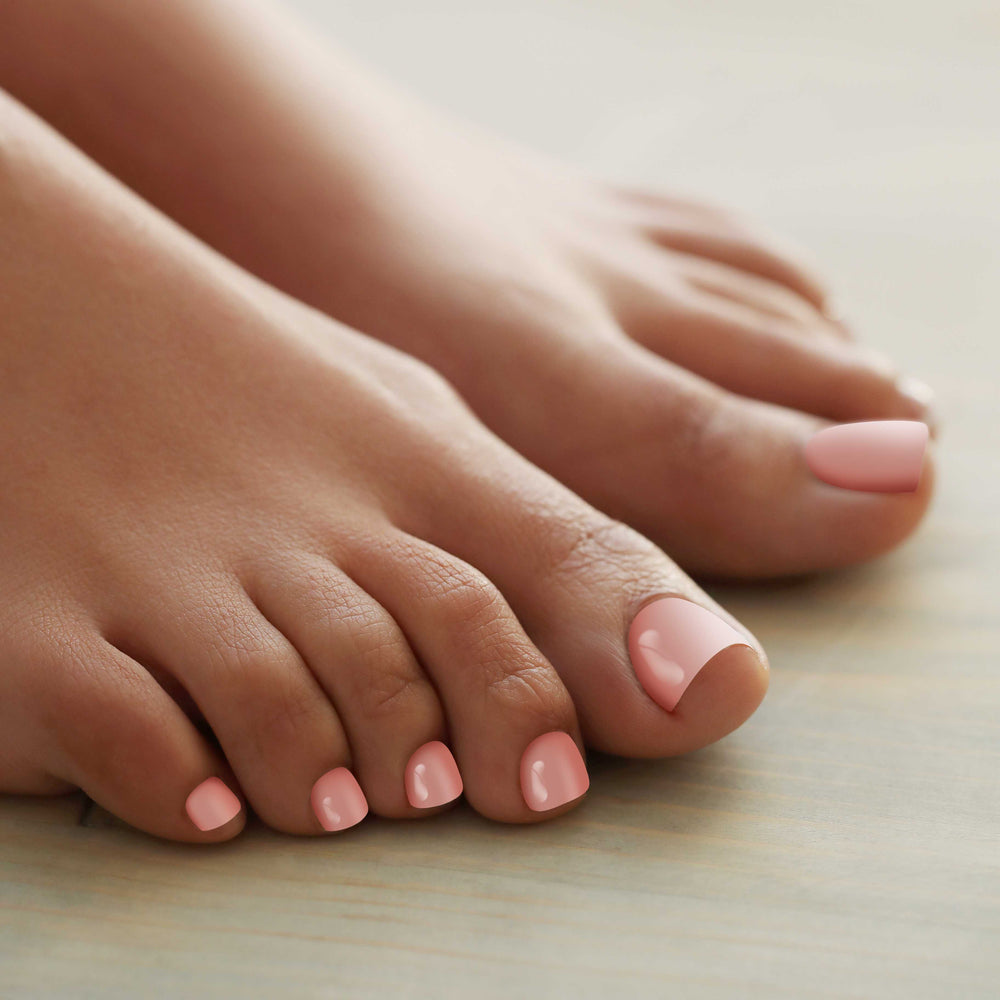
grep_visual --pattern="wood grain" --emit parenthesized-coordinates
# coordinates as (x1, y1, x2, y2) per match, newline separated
(2, 0, 998, 996)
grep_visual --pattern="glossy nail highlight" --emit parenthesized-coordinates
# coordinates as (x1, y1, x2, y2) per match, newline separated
(520, 731, 589, 812)
(310, 767, 368, 832)
(405, 741, 463, 809)
(628, 597, 755, 712)
(185, 776, 241, 832)
(805, 420, 929, 492)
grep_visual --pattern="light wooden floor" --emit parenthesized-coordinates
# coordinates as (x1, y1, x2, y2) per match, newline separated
(2, 1, 998, 996)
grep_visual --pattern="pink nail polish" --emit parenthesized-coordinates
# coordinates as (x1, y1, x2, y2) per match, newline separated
(405, 741, 463, 809)
(310, 767, 368, 832)
(185, 777, 241, 832)
(805, 420, 929, 492)
(519, 731, 589, 812)
(628, 597, 754, 712)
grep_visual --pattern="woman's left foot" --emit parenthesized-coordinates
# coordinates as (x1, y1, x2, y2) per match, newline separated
(203, 53, 936, 580)
(0, 0, 936, 579)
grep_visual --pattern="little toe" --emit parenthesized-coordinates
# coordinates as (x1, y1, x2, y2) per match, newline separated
(25, 630, 245, 843)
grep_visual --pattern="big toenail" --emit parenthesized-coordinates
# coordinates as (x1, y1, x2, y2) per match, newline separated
(310, 767, 368, 832)
(519, 732, 589, 812)
(405, 741, 463, 809)
(805, 420, 929, 492)
(628, 597, 756, 712)
(185, 777, 242, 831)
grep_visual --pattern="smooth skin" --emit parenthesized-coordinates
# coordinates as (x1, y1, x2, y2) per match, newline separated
(0, 0, 936, 581)
(0, 91, 767, 842)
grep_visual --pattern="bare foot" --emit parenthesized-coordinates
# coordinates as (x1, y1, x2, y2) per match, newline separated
(0, 92, 768, 842)
(0, 0, 936, 581)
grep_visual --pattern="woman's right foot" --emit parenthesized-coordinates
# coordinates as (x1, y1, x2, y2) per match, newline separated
(0, 92, 768, 843)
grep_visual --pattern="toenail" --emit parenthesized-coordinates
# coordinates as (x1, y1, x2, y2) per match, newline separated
(185, 777, 242, 832)
(310, 767, 368, 832)
(405, 741, 463, 809)
(804, 420, 929, 493)
(519, 731, 589, 812)
(628, 597, 757, 712)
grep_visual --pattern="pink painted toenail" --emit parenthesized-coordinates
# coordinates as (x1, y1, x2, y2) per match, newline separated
(519, 731, 589, 812)
(185, 777, 241, 832)
(628, 597, 754, 712)
(405, 741, 463, 809)
(805, 420, 929, 492)
(310, 767, 368, 832)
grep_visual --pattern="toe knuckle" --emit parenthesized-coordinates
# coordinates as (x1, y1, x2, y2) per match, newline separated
(348, 619, 429, 720)
(405, 357, 464, 405)
(420, 556, 510, 635)
(200, 620, 324, 740)
(360, 659, 424, 721)
(482, 655, 570, 729)
(253, 673, 324, 748)
(203, 614, 289, 681)
(379, 352, 469, 420)
(548, 515, 647, 574)
(445, 579, 508, 635)
(539, 506, 669, 596)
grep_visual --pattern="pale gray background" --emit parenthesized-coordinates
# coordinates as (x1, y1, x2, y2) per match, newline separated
(284, 0, 998, 398)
